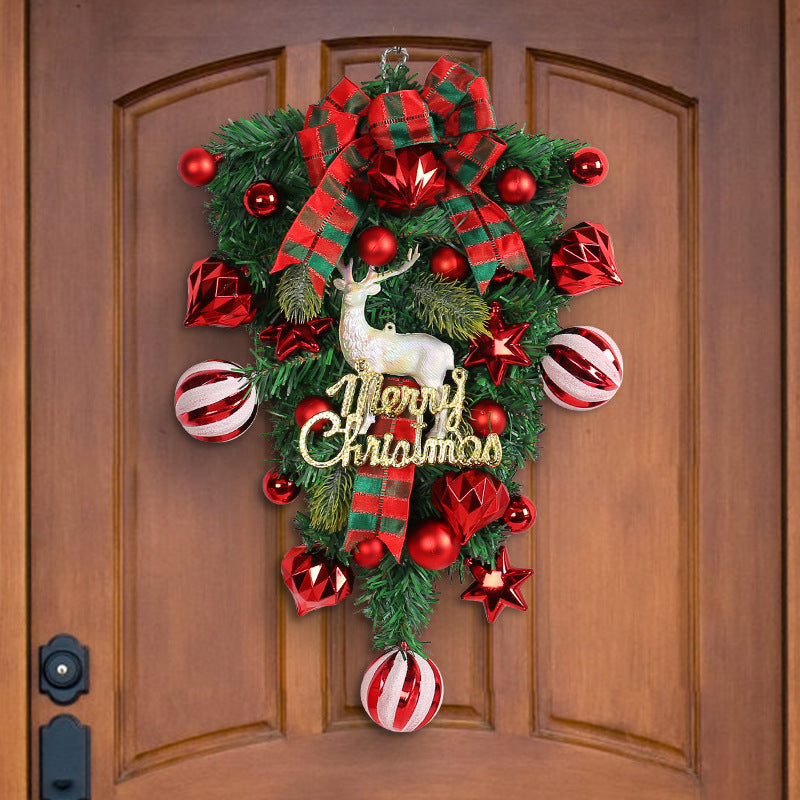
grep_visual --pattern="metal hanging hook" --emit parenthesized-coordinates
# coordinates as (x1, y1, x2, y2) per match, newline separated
(381, 47, 409, 82)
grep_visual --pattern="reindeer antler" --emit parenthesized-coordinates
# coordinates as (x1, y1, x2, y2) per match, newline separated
(367, 245, 421, 284)
(336, 258, 355, 283)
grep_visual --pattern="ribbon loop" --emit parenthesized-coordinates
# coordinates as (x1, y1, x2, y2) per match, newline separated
(273, 55, 533, 306)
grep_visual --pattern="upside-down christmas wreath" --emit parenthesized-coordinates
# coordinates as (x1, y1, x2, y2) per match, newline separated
(174, 48, 624, 733)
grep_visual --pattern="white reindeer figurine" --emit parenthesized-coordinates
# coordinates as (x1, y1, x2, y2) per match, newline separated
(333, 246, 455, 437)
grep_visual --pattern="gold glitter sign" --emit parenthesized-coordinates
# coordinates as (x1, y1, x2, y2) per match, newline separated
(299, 361, 502, 469)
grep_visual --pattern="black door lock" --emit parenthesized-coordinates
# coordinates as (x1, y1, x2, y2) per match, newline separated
(40, 714, 90, 800)
(40, 634, 89, 705)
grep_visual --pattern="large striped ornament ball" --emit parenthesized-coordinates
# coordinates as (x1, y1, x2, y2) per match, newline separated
(360, 645, 443, 733)
(174, 360, 258, 442)
(541, 326, 623, 410)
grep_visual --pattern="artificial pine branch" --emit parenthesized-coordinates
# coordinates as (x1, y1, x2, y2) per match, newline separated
(307, 467, 355, 532)
(410, 273, 489, 340)
(356, 559, 439, 654)
(277, 262, 322, 322)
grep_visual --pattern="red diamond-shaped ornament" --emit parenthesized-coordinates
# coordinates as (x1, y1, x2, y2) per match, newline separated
(281, 546, 354, 616)
(550, 222, 622, 296)
(367, 146, 447, 215)
(432, 469, 510, 545)
(184, 257, 256, 327)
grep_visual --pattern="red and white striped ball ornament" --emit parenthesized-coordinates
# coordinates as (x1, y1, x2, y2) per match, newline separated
(174, 360, 258, 442)
(541, 326, 623, 410)
(360, 644, 443, 733)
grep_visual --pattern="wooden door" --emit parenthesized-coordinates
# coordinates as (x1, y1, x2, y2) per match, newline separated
(27, 1, 783, 798)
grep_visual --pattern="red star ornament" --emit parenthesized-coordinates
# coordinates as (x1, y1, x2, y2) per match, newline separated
(259, 317, 333, 360)
(461, 546, 532, 623)
(464, 302, 532, 385)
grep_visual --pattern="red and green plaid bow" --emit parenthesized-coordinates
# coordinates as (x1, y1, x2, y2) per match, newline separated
(271, 56, 534, 298)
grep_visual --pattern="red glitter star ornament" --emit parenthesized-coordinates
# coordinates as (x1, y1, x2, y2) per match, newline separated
(259, 316, 333, 360)
(464, 302, 531, 385)
(461, 546, 532, 623)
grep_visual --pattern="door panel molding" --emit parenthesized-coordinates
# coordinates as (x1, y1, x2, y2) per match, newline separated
(527, 49, 699, 773)
(112, 48, 286, 780)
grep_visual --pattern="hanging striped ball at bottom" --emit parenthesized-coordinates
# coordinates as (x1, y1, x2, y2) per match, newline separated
(541, 325, 623, 410)
(360, 646, 443, 733)
(174, 359, 257, 442)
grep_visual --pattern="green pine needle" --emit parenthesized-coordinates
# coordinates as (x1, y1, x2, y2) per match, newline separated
(276, 262, 322, 322)
(307, 467, 355, 533)
(410, 273, 489, 340)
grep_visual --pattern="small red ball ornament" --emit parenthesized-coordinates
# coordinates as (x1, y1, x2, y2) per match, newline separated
(497, 167, 537, 204)
(178, 147, 221, 187)
(262, 472, 300, 504)
(491, 267, 515, 285)
(243, 181, 280, 216)
(294, 396, 335, 433)
(352, 537, 388, 568)
(406, 518, 461, 570)
(469, 399, 507, 437)
(568, 147, 609, 186)
(504, 495, 536, 533)
(357, 226, 398, 267)
(430, 246, 469, 281)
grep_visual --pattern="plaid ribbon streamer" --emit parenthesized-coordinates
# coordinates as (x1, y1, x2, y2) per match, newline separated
(344, 379, 418, 562)
(272, 56, 533, 296)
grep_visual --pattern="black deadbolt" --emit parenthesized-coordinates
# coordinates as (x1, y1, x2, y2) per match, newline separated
(40, 635, 89, 705)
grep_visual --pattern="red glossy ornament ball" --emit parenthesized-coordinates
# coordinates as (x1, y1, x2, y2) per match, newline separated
(469, 399, 507, 437)
(294, 396, 335, 433)
(406, 518, 461, 570)
(352, 537, 387, 568)
(491, 267, 515, 285)
(497, 167, 537, 204)
(178, 147, 221, 187)
(430, 246, 469, 281)
(568, 147, 609, 186)
(504, 495, 536, 533)
(243, 181, 280, 217)
(357, 226, 398, 267)
(262, 472, 301, 504)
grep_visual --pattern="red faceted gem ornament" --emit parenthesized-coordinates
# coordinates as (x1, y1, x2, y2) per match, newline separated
(461, 546, 532, 623)
(496, 167, 537, 204)
(504, 495, 536, 533)
(357, 226, 398, 267)
(178, 146, 221, 187)
(469, 399, 507, 437)
(406, 518, 461, 571)
(243, 181, 280, 216)
(430, 246, 469, 281)
(367, 146, 447, 215)
(184, 258, 256, 328)
(294, 395, 336, 433)
(568, 146, 609, 186)
(281, 546, 354, 616)
(550, 222, 622, 296)
(259, 316, 333, 360)
(464, 302, 532, 386)
(262, 472, 301, 504)
(352, 537, 388, 569)
(432, 469, 510, 545)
